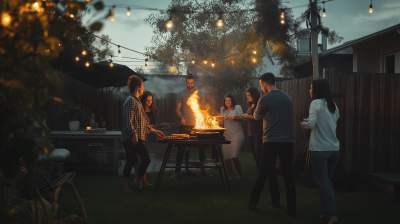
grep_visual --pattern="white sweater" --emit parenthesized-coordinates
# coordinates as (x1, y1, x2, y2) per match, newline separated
(306, 99, 340, 151)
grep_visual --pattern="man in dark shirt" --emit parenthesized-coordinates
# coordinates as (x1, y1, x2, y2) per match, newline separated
(248, 73, 296, 217)
(172, 74, 211, 178)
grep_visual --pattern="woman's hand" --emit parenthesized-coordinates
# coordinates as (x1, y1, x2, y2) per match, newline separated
(243, 114, 247, 119)
(227, 116, 235, 121)
(224, 115, 229, 120)
(300, 122, 309, 132)
(155, 130, 165, 138)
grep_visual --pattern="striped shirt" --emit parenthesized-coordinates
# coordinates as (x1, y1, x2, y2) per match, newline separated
(121, 94, 152, 142)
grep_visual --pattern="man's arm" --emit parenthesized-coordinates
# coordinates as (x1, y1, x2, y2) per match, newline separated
(253, 98, 266, 120)
(176, 102, 186, 125)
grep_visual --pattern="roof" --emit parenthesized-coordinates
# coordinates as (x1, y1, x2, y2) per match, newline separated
(294, 23, 400, 67)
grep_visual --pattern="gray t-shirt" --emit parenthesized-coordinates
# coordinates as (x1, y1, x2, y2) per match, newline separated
(254, 90, 294, 143)
(176, 88, 205, 126)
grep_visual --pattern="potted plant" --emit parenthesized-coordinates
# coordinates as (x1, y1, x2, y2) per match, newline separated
(61, 102, 90, 131)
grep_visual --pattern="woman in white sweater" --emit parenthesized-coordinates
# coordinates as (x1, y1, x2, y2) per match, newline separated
(300, 79, 340, 224)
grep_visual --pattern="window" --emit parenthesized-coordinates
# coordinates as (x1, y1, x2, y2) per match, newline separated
(385, 55, 395, 73)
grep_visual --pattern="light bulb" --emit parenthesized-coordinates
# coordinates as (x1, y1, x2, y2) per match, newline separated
(212, 61, 215, 67)
(82, 50, 87, 55)
(118, 50, 121, 57)
(86, 62, 89, 67)
(110, 61, 113, 67)
(253, 51, 257, 54)
(281, 12, 284, 18)
(281, 20, 285, 24)
(76, 57, 79, 61)
(45, 49, 49, 53)
(58, 43, 61, 46)
(145, 64, 147, 70)
(217, 19, 223, 27)
(145, 58, 149, 65)
(232, 61, 234, 64)
(204, 60, 207, 64)
(192, 59, 195, 64)
(369, 4, 373, 13)
(2, 13, 11, 26)
(70, 14, 74, 18)
(323, 11, 326, 18)
(253, 58, 256, 62)
(126, 7, 131, 17)
(110, 14, 115, 22)
(166, 18, 173, 29)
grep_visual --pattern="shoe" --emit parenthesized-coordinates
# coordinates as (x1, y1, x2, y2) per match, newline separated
(182, 169, 195, 176)
(248, 204, 256, 211)
(172, 173, 181, 179)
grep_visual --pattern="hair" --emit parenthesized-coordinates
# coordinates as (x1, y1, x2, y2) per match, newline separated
(222, 93, 237, 111)
(258, 72, 276, 86)
(127, 75, 143, 93)
(311, 79, 336, 113)
(246, 86, 260, 107)
(141, 91, 156, 118)
(186, 74, 195, 81)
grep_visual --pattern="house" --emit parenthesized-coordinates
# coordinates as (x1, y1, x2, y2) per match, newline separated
(293, 23, 400, 78)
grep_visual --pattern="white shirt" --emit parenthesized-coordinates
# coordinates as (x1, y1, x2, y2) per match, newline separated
(306, 99, 340, 151)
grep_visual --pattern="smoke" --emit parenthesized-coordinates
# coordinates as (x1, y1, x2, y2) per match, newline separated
(143, 75, 187, 94)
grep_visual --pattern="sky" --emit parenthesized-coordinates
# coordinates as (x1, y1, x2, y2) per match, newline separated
(83, 0, 400, 74)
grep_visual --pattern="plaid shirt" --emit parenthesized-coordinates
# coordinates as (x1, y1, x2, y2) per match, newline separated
(121, 94, 152, 142)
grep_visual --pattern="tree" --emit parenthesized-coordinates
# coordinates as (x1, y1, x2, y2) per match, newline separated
(134, 66, 145, 74)
(145, 0, 267, 94)
(92, 34, 114, 62)
(0, 0, 107, 222)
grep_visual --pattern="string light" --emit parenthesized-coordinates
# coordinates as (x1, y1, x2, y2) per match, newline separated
(281, 12, 285, 24)
(86, 61, 89, 67)
(369, 0, 373, 13)
(45, 49, 49, 53)
(118, 45, 121, 57)
(253, 50, 257, 54)
(322, 2, 326, 18)
(217, 13, 223, 27)
(82, 50, 87, 55)
(70, 14, 74, 18)
(204, 59, 207, 64)
(2, 13, 11, 26)
(110, 12, 115, 22)
(76, 56, 79, 61)
(166, 17, 173, 29)
(252, 58, 256, 63)
(58, 43, 61, 46)
(145, 58, 149, 65)
(192, 59, 195, 64)
(212, 60, 215, 67)
(126, 7, 131, 16)
(110, 55, 114, 67)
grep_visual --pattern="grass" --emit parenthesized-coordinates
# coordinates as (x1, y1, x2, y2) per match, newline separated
(57, 151, 400, 224)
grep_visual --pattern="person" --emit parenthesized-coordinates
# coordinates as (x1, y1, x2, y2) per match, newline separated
(121, 75, 165, 192)
(218, 94, 244, 180)
(248, 73, 296, 218)
(173, 74, 211, 178)
(300, 79, 340, 224)
(133, 91, 159, 187)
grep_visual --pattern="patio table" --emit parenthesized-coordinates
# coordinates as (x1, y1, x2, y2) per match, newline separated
(50, 131, 122, 174)
(156, 138, 231, 190)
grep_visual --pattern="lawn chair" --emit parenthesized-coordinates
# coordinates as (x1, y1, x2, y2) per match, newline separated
(21, 163, 88, 223)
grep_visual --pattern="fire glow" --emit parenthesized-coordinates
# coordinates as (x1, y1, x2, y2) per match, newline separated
(187, 90, 223, 129)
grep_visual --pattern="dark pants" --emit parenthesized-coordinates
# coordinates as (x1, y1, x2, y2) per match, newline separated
(175, 125, 215, 173)
(249, 132, 263, 172)
(311, 151, 339, 216)
(250, 142, 296, 214)
(122, 139, 150, 178)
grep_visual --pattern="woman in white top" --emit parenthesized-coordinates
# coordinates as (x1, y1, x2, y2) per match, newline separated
(300, 79, 340, 224)
(219, 94, 244, 180)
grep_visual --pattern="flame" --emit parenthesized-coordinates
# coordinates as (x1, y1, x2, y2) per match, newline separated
(187, 90, 223, 129)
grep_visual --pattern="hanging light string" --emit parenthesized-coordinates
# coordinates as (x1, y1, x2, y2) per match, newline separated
(369, 0, 373, 13)
(322, 1, 326, 18)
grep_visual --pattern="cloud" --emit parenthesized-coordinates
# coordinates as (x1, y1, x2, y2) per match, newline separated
(119, 17, 145, 29)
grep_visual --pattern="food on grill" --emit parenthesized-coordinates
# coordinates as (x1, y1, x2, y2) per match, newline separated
(163, 134, 190, 140)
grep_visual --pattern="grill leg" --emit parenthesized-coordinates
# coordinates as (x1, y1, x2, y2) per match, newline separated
(218, 144, 231, 190)
(213, 145, 224, 186)
(156, 144, 172, 190)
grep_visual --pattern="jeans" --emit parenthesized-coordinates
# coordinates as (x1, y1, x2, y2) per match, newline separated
(249, 132, 262, 172)
(311, 151, 339, 216)
(122, 139, 151, 178)
(249, 142, 296, 214)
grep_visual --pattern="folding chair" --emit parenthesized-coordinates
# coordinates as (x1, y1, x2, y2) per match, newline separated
(21, 163, 88, 223)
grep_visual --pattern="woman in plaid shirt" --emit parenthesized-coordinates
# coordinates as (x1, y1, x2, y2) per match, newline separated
(122, 75, 165, 192)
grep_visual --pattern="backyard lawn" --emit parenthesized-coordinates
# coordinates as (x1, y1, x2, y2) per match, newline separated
(57, 151, 400, 224)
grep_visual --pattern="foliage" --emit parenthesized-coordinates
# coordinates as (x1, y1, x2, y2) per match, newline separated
(0, 0, 107, 223)
(134, 66, 145, 74)
(61, 102, 90, 124)
(92, 34, 114, 62)
(144, 0, 267, 94)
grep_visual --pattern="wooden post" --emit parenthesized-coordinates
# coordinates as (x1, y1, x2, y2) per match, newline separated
(311, 0, 320, 79)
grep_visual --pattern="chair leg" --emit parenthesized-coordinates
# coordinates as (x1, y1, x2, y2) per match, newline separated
(68, 180, 88, 223)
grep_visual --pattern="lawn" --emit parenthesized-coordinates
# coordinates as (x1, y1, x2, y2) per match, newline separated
(57, 151, 400, 224)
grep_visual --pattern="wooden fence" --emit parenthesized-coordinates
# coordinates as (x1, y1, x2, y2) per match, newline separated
(46, 71, 400, 178)
(276, 71, 400, 177)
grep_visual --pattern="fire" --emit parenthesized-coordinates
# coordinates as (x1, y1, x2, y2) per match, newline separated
(187, 90, 222, 129)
